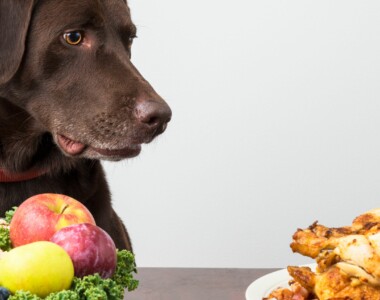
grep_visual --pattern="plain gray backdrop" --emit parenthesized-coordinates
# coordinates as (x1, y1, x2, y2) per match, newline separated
(103, 0, 380, 268)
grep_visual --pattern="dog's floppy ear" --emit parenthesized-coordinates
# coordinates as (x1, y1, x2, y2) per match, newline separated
(0, 0, 35, 84)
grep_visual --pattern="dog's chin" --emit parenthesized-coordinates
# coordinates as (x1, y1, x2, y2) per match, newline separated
(86, 145, 142, 161)
(55, 134, 141, 160)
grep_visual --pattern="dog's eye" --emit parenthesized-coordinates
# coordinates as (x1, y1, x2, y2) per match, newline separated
(63, 31, 83, 45)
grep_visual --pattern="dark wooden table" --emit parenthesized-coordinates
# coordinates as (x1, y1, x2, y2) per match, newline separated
(124, 268, 277, 300)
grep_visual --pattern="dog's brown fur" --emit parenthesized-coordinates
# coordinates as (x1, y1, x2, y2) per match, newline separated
(0, 0, 171, 251)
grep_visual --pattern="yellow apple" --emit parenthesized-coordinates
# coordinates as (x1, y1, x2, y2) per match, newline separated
(0, 241, 74, 297)
(10, 193, 95, 247)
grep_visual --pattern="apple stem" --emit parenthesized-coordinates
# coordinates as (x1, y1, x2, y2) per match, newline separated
(60, 204, 69, 215)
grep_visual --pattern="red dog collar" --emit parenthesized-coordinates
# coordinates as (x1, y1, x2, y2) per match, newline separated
(0, 168, 46, 182)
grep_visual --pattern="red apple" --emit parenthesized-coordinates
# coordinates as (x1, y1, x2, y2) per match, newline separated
(50, 223, 117, 278)
(10, 193, 96, 247)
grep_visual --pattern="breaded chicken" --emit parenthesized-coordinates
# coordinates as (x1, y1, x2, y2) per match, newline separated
(266, 208, 380, 300)
(288, 265, 380, 300)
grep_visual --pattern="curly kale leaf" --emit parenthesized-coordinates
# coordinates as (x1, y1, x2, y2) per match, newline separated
(0, 226, 11, 251)
(8, 291, 42, 300)
(0, 206, 17, 251)
(72, 274, 124, 300)
(5, 207, 17, 223)
(112, 250, 139, 291)
(45, 290, 79, 300)
(9, 290, 79, 300)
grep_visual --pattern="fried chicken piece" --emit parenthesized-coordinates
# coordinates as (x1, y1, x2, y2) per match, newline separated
(265, 279, 311, 300)
(287, 266, 316, 293)
(266, 209, 380, 300)
(291, 208, 380, 259)
(288, 265, 380, 300)
(333, 234, 380, 283)
(290, 222, 352, 258)
(265, 287, 299, 300)
(292, 210, 380, 284)
(351, 208, 380, 231)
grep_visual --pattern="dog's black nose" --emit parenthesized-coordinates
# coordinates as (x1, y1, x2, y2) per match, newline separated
(134, 100, 172, 134)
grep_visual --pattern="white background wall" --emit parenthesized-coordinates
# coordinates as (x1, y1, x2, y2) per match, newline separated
(104, 0, 380, 268)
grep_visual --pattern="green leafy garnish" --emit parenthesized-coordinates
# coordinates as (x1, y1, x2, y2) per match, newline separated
(0, 226, 11, 251)
(5, 206, 17, 223)
(9, 291, 42, 300)
(0, 206, 16, 251)
(72, 274, 124, 300)
(112, 250, 139, 291)
(45, 290, 79, 300)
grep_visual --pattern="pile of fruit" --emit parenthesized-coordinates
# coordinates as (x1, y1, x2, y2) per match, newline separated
(0, 193, 138, 300)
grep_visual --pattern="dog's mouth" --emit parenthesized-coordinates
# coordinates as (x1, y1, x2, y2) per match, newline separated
(56, 134, 141, 159)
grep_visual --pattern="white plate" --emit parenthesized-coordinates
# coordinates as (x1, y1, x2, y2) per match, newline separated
(245, 264, 316, 300)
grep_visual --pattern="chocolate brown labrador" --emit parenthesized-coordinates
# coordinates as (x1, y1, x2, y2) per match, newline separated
(0, 0, 171, 251)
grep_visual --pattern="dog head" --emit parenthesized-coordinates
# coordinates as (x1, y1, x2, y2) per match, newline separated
(0, 0, 171, 161)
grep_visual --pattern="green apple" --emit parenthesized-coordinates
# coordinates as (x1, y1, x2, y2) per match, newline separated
(0, 241, 74, 297)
